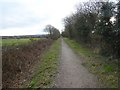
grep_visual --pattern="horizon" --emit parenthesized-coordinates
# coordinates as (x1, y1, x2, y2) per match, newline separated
(0, 0, 81, 36)
(0, 0, 116, 36)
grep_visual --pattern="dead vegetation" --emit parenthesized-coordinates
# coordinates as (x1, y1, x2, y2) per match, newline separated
(2, 39, 53, 88)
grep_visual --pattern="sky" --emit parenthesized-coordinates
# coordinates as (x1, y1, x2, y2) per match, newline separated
(0, 0, 116, 36)
(0, 0, 83, 36)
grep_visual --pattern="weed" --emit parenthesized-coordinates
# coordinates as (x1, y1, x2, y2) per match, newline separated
(2, 39, 53, 88)
(28, 39, 60, 88)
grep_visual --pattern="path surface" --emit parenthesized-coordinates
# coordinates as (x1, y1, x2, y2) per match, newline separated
(55, 39, 100, 88)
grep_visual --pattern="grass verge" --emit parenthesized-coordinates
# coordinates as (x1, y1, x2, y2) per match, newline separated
(64, 38, 118, 88)
(28, 39, 60, 88)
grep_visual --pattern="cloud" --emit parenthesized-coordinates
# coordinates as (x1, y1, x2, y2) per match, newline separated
(0, 23, 47, 36)
(0, 0, 83, 36)
(0, 0, 46, 29)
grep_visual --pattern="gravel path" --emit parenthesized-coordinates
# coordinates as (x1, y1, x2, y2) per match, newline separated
(55, 39, 100, 88)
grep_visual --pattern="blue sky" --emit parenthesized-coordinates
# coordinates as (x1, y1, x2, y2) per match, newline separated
(0, 0, 116, 36)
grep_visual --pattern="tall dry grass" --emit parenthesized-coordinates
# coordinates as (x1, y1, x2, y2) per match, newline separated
(2, 39, 53, 88)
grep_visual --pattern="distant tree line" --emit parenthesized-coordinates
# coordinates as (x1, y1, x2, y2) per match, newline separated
(44, 24, 60, 40)
(62, 0, 120, 59)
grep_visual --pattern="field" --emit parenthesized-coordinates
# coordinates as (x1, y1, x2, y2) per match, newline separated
(1, 38, 40, 46)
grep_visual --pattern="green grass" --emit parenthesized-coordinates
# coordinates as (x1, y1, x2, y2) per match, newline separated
(64, 38, 96, 57)
(0, 38, 2, 46)
(64, 38, 118, 88)
(29, 38, 41, 41)
(1, 38, 41, 46)
(28, 39, 60, 88)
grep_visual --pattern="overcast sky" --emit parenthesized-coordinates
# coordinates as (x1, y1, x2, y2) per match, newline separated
(0, 0, 84, 36)
(0, 0, 116, 36)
